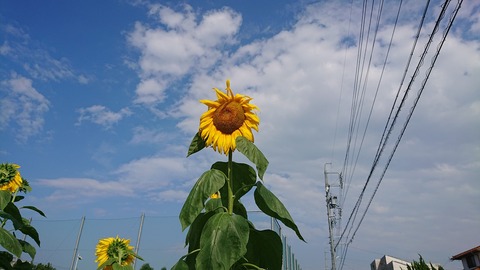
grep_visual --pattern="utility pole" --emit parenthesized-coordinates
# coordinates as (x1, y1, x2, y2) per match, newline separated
(324, 163, 342, 270)
(70, 216, 85, 270)
(133, 213, 145, 270)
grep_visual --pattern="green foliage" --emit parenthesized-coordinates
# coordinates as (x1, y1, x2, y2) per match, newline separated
(0, 252, 56, 270)
(186, 132, 206, 157)
(235, 137, 269, 180)
(177, 135, 304, 270)
(33, 262, 57, 270)
(179, 169, 227, 230)
(0, 164, 45, 266)
(140, 263, 155, 270)
(407, 255, 444, 270)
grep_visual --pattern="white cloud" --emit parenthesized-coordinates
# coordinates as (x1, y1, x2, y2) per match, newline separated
(169, 1, 480, 267)
(38, 177, 134, 200)
(76, 105, 132, 128)
(130, 126, 168, 144)
(134, 77, 167, 104)
(150, 189, 189, 202)
(0, 73, 50, 142)
(128, 4, 242, 106)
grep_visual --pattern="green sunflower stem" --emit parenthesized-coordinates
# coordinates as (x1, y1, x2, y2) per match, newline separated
(227, 151, 234, 215)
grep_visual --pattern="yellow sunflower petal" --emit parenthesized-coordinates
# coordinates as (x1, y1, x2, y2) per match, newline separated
(200, 99, 220, 108)
(198, 80, 260, 155)
(239, 124, 254, 142)
(214, 87, 230, 101)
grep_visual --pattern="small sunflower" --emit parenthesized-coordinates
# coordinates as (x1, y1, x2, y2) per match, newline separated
(199, 80, 259, 155)
(0, 163, 23, 193)
(95, 236, 135, 269)
(210, 191, 221, 199)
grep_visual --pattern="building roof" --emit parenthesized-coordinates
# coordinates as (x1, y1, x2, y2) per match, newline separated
(451, 245, 480, 260)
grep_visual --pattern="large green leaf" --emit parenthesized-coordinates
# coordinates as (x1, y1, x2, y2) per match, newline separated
(232, 201, 248, 219)
(18, 239, 36, 260)
(235, 136, 269, 180)
(0, 227, 22, 257)
(187, 132, 206, 157)
(244, 228, 283, 270)
(196, 213, 249, 270)
(211, 161, 256, 202)
(3, 202, 23, 230)
(179, 169, 227, 230)
(171, 259, 189, 270)
(185, 211, 216, 268)
(21, 206, 46, 218)
(0, 211, 23, 229)
(19, 223, 41, 246)
(254, 182, 305, 241)
(0, 191, 12, 210)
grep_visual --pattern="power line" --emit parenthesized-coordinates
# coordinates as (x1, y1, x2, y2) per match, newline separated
(337, 0, 463, 269)
(350, 0, 463, 242)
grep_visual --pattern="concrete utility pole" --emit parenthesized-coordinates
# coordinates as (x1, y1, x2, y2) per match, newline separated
(324, 163, 342, 270)
(133, 213, 145, 270)
(70, 216, 85, 270)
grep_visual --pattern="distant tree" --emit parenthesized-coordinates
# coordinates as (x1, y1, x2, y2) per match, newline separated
(140, 263, 154, 270)
(407, 255, 444, 270)
(161, 267, 167, 270)
(33, 263, 56, 270)
(0, 251, 56, 270)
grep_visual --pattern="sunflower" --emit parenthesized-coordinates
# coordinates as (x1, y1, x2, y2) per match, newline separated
(0, 163, 23, 193)
(199, 80, 259, 155)
(95, 236, 135, 269)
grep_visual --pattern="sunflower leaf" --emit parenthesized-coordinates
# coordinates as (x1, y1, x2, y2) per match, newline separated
(254, 182, 305, 242)
(21, 206, 46, 218)
(171, 259, 189, 270)
(187, 132, 206, 157)
(18, 239, 36, 260)
(196, 212, 249, 270)
(0, 191, 11, 211)
(179, 169, 227, 231)
(244, 228, 283, 270)
(0, 227, 22, 257)
(211, 161, 256, 202)
(19, 223, 41, 246)
(235, 136, 269, 180)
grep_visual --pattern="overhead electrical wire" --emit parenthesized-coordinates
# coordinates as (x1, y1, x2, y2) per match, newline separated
(338, 0, 429, 249)
(340, 0, 377, 214)
(337, 0, 463, 269)
(348, 0, 463, 243)
(337, 1, 402, 252)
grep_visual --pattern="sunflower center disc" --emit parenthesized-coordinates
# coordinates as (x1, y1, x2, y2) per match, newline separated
(213, 101, 245, 134)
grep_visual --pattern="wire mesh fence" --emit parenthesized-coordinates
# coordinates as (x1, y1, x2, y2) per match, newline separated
(24, 212, 301, 270)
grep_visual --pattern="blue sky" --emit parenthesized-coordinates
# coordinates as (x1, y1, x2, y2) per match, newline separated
(1, 0, 479, 270)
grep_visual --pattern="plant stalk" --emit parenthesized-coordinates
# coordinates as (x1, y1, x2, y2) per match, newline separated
(227, 151, 234, 214)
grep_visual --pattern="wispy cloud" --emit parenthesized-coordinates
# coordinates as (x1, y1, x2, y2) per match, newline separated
(0, 73, 50, 142)
(0, 23, 87, 83)
(76, 105, 132, 129)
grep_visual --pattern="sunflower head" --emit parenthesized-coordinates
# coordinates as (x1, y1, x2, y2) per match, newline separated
(0, 163, 24, 193)
(95, 236, 137, 269)
(199, 80, 259, 155)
